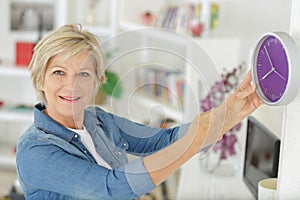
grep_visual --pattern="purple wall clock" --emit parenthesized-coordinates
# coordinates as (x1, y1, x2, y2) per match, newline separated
(251, 32, 300, 105)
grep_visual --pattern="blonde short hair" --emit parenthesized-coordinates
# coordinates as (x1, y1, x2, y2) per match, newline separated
(29, 24, 106, 104)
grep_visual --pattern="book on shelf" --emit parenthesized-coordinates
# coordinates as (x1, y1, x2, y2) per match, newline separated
(136, 66, 185, 107)
(154, 2, 219, 36)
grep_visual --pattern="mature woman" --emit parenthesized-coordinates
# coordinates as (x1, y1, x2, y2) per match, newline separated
(16, 24, 262, 200)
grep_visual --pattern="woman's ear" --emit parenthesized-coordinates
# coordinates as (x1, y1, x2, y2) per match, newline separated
(38, 82, 44, 91)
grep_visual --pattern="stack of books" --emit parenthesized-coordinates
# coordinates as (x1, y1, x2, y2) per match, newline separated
(136, 66, 185, 107)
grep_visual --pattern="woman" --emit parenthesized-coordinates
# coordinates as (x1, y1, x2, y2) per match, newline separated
(16, 24, 262, 200)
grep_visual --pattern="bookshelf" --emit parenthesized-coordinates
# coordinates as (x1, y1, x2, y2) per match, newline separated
(0, 66, 34, 169)
(104, 26, 240, 126)
(119, 0, 221, 38)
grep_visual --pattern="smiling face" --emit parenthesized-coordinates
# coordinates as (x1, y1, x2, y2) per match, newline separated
(41, 52, 97, 129)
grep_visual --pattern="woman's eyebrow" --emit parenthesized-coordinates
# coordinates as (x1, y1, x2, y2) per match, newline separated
(49, 65, 67, 69)
(79, 67, 93, 71)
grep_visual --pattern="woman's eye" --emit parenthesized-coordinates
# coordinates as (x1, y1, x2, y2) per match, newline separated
(53, 70, 64, 75)
(78, 72, 90, 77)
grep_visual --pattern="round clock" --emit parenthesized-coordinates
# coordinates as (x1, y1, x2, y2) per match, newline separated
(251, 32, 300, 106)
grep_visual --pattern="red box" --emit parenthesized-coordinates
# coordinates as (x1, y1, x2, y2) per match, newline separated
(15, 42, 35, 67)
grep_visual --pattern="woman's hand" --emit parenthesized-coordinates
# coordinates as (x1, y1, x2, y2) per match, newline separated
(222, 70, 263, 133)
(144, 71, 263, 186)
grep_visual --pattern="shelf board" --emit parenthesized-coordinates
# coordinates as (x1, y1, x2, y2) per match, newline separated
(83, 26, 113, 36)
(0, 156, 16, 169)
(120, 21, 149, 31)
(0, 66, 30, 77)
(0, 144, 16, 169)
(133, 93, 183, 122)
(0, 109, 33, 122)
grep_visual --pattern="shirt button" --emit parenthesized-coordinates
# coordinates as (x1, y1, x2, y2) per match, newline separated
(84, 150, 87, 153)
(74, 134, 78, 138)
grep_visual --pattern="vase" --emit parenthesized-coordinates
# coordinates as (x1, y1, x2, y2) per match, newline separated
(200, 134, 241, 177)
(86, 0, 100, 26)
(86, 8, 96, 26)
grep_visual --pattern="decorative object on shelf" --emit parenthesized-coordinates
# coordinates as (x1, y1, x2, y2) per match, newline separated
(99, 70, 123, 99)
(200, 64, 244, 176)
(141, 11, 154, 26)
(251, 32, 300, 106)
(86, 0, 101, 26)
(190, 19, 204, 37)
(15, 41, 35, 67)
(95, 49, 123, 104)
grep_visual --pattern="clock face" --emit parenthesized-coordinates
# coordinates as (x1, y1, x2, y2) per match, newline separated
(255, 35, 289, 103)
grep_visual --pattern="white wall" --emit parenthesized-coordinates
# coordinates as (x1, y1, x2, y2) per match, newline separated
(277, 0, 300, 198)
(217, 0, 291, 63)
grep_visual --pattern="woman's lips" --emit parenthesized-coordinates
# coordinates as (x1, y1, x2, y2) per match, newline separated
(59, 96, 80, 102)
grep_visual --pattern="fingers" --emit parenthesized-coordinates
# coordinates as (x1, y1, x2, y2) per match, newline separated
(238, 70, 252, 90)
(236, 84, 256, 99)
(235, 70, 256, 99)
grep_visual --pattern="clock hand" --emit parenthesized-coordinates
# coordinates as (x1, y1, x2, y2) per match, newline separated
(273, 69, 286, 81)
(264, 45, 275, 69)
(260, 68, 274, 81)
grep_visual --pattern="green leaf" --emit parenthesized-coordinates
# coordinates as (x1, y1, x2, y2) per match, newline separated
(100, 71, 123, 98)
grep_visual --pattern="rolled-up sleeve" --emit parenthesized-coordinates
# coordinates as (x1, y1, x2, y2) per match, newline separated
(122, 158, 155, 196)
(175, 123, 191, 140)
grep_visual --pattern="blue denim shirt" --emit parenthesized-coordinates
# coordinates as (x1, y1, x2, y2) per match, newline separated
(16, 103, 190, 200)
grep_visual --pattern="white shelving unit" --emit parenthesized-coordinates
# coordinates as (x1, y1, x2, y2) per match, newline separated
(0, 66, 29, 77)
(0, 143, 17, 170)
(0, 66, 34, 169)
(114, 1, 246, 199)
(0, 110, 33, 123)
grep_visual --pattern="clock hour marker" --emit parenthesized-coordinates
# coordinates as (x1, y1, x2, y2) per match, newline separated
(272, 93, 275, 100)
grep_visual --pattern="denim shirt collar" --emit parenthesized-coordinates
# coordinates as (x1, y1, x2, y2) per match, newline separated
(83, 107, 103, 133)
(34, 103, 84, 142)
(34, 103, 107, 143)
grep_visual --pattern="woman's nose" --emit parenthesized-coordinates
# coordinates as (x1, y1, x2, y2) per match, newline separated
(65, 75, 77, 90)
